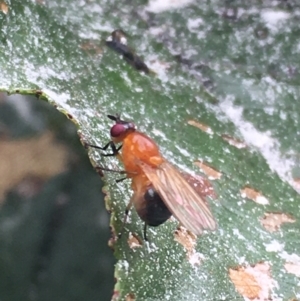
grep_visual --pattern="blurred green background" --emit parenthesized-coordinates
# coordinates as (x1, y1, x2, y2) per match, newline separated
(0, 93, 114, 301)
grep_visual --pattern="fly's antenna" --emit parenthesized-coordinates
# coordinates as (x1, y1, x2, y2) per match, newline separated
(107, 114, 130, 125)
(107, 114, 120, 122)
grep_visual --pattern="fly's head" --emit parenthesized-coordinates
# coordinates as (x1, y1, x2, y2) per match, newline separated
(107, 114, 136, 143)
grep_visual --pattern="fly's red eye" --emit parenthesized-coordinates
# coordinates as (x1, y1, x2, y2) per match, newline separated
(110, 124, 125, 137)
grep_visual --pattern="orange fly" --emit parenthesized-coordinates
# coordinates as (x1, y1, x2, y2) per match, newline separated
(88, 114, 217, 240)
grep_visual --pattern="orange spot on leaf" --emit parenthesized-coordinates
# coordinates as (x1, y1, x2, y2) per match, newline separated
(260, 212, 295, 232)
(125, 292, 136, 301)
(284, 262, 300, 277)
(127, 233, 143, 249)
(80, 41, 103, 55)
(194, 161, 222, 180)
(293, 178, 300, 190)
(222, 134, 247, 149)
(241, 186, 269, 205)
(188, 120, 214, 134)
(0, 1, 8, 14)
(229, 263, 274, 300)
(174, 226, 202, 266)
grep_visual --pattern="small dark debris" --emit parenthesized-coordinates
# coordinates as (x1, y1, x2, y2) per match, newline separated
(254, 26, 269, 40)
(174, 53, 217, 98)
(174, 54, 193, 67)
(67, 113, 73, 120)
(35, 90, 43, 98)
(82, 141, 89, 149)
(174, 54, 208, 71)
(95, 166, 105, 177)
(106, 29, 150, 74)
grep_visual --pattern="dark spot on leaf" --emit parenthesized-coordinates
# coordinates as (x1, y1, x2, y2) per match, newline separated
(174, 54, 193, 67)
(254, 26, 269, 40)
(95, 166, 105, 177)
(174, 54, 217, 97)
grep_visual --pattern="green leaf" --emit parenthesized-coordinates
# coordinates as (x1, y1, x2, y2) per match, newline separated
(1, 1, 299, 300)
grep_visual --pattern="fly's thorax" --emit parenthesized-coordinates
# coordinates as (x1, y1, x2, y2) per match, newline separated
(121, 131, 163, 170)
(123, 131, 160, 157)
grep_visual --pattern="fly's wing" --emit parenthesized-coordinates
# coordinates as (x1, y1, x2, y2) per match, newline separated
(139, 160, 217, 235)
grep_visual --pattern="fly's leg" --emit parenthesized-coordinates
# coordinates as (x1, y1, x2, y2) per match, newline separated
(86, 141, 122, 157)
(118, 199, 133, 239)
(87, 140, 136, 238)
(95, 166, 136, 179)
(86, 141, 129, 177)
(116, 177, 128, 183)
(143, 223, 149, 241)
(96, 166, 128, 174)
(87, 142, 136, 177)
(102, 143, 122, 157)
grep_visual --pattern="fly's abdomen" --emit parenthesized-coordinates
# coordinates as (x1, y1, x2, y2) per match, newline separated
(136, 187, 172, 227)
